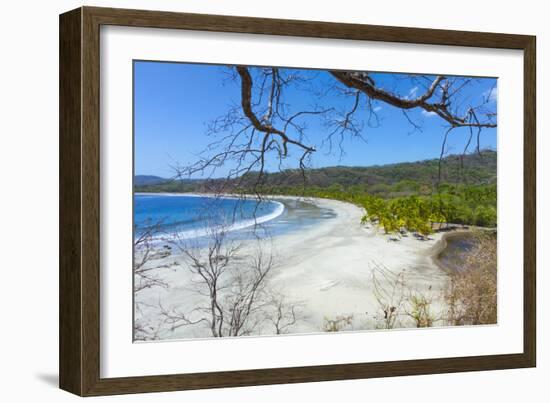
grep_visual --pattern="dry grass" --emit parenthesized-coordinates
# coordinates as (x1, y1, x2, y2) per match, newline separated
(406, 294, 438, 327)
(445, 231, 497, 325)
(322, 315, 354, 332)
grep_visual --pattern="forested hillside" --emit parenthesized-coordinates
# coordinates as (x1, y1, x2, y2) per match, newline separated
(248, 150, 495, 196)
(135, 150, 496, 194)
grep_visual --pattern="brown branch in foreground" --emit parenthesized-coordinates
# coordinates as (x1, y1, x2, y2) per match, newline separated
(330, 71, 496, 129)
(174, 67, 497, 199)
(236, 66, 317, 157)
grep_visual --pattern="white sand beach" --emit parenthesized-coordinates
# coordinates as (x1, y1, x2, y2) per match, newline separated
(135, 196, 451, 340)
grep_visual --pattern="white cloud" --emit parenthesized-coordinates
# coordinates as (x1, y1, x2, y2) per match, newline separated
(405, 86, 418, 99)
(421, 110, 437, 117)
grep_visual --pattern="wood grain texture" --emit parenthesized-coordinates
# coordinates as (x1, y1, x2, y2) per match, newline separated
(59, 6, 537, 396)
(523, 38, 536, 367)
(59, 7, 83, 396)
(81, 6, 102, 396)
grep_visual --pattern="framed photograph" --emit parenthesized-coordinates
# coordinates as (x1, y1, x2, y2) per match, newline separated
(59, 6, 536, 396)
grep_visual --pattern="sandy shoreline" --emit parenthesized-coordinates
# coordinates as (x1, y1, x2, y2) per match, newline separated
(135, 195, 451, 339)
(265, 196, 449, 333)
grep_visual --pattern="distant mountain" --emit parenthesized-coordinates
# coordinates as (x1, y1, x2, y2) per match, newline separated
(134, 150, 496, 194)
(134, 175, 170, 186)
(134, 175, 205, 192)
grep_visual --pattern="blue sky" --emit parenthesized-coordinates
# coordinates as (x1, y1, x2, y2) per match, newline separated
(134, 61, 497, 178)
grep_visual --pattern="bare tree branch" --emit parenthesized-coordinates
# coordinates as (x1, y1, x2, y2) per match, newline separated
(160, 224, 302, 337)
(174, 66, 497, 196)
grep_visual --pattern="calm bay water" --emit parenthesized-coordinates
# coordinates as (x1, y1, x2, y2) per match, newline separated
(134, 194, 336, 241)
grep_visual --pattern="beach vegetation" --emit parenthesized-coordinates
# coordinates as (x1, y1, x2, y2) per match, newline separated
(406, 294, 438, 328)
(322, 315, 354, 332)
(266, 182, 496, 235)
(444, 231, 497, 325)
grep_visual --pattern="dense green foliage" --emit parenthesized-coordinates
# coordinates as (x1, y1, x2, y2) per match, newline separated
(255, 151, 496, 234)
(268, 183, 497, 234)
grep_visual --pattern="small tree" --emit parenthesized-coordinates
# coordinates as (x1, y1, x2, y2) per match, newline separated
(265, 291, 304, 334)
(162, 224, 302, 337)
(133, 221, 178, 341)
(323, 315, 354, 332)
(371, 264, 407, 329)
(406, 293, 439, 328)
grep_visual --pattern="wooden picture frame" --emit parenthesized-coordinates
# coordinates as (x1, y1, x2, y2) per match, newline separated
(59, 6, 536, 396)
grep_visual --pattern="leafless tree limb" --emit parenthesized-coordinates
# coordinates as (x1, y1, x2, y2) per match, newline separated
(174, 66, 497, 197)
(160, 224, 302, 337)
(330, 71, 495, 129)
